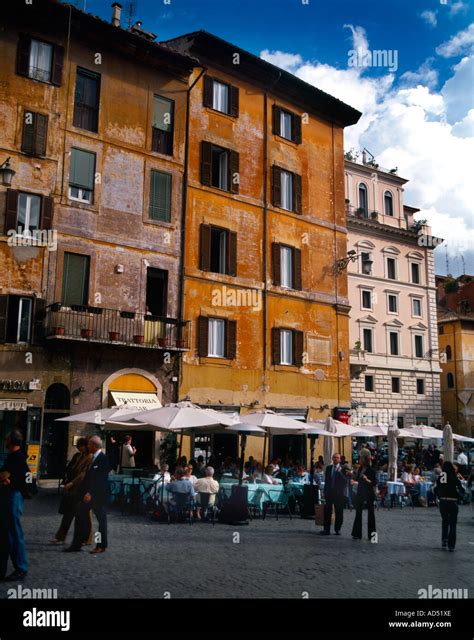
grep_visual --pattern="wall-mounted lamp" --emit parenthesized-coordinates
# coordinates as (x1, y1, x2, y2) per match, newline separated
(0, 157, 16, 187)
(115, 264, 124, 274)
(333, 250, 359, 276)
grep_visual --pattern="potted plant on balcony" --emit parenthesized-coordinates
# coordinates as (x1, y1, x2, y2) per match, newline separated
(370, 211, 378, 220)
(81, 327, 93, 339)
(52, 326, 65, 336)
(158, 336, 169, 348)
(133, 334, 145, 345)
(109, 331, 120, 341)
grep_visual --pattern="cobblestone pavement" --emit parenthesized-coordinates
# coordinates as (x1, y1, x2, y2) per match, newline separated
(1, 490, 473, 599)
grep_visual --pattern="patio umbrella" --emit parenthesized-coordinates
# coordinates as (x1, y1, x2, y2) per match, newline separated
(241, 410, 305, 467)
(387, 422, 400, 481)
(443, 422, 454, 463)
(225, 423, 265, 484)
(56, 404, 139, 426)
(405, 425, 444, 439)
(323, 416, 336, 465)
(106, 401, 236, 430)
(307, 420, 367, 437)
(453, 433, 474, 443)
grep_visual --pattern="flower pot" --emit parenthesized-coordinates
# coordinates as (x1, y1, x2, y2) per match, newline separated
(109, 331, 120, 341)
(133, 334, 144, 345)
(53, 326, 65, 336)
(81, 328, 93, 339)
(175, 338, 185, 348)
(158, 338, 169, 348)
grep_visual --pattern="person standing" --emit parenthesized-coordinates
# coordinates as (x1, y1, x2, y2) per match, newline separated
(351, 448, 377, 541)
(435, 461, 465, 552)
(0, 471, 11, 580)
(320, 453, 348, 536)
(0, 431, 30, 581)
(65, 435, 110, 554)
(120, 435, 136, 469)
(456, 449, 468, 478)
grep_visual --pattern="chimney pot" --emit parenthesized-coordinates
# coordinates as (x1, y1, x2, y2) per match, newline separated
(111, 2, 122, 27)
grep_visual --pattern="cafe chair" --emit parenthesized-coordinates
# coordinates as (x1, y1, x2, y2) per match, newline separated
(167, 491, 195, 524)
(197, 492, 218, 524)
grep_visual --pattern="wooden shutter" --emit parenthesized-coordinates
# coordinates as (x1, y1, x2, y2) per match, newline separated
(292, 247, 302, 290)
(16, 35, 31, 77)
(4, 189, 19, 234)
(51, 45, 64, 86)
(0, 296, 8, 343)
(293, 172, 302, 214)
(227, 231, 237, 277)
(199, 224, 211, 271)
(197, 316, 209, 357)
(293, 330, 304, 366)
(272, 243, 281, 286)
(41, 196, 54, 230)
(271, 327, 281, 365)
(271, 165, 282, 207)
(22, 112, 48, 156)
(272, 105, 281, 135)
(226, 319, 237, 359)
(201, 141, 213, 186)
(203, 75, 214, 108)
(230, 85, 239, 117)
(31, 298, 46, 345)
(230, 150, 239, 194)
(35, 113, 48, 156)
(292, 113, 302, 144)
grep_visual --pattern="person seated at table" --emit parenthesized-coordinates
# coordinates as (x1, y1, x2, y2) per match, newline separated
(250, 462, 263, 481)
(165, 469, 196, 504)
(291, 464, 310, 484)
(195, 455, 206, 477)
(194, 466, 220, 518)
(401, 464, 420, 502)
(413, 467, 422, 482)
(430, 462, 442, 483)
(261, 465, 280, 485)
(270, 458, 281, 474)
(153, 464, 171, 484)
(183, 465, 198, 485)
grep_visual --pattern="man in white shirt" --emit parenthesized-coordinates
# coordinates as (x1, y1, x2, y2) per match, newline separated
(120, 435, 136, 469)
(456, 450, 468, 476)
(194, 466, 220, 511)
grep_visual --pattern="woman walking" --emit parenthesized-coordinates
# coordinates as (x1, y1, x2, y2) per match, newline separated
(435, 461, 465, 552)
(351, 448, 377, 541)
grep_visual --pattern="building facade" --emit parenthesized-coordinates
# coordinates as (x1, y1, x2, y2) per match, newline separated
(345, 157, 442, 428)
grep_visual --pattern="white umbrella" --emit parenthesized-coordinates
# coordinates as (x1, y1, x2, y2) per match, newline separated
(242, 410, 304, 434)
(307, 420, 367, 437)
(105, 401, 235, 430)
(405, 425, 444, 439)
(56, 404, 140, 426)
(323, 416, 336, 465)
(453, 433, 474, 443)
(443, 422, 454, 463)
(387, 422, 400, 481)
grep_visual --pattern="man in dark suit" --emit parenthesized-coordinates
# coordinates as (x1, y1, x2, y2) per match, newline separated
(320, 453, 348, 536)
(65, 435, 110, 554)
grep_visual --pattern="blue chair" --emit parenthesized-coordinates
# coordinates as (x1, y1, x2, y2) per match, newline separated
(167, 491, 195, 524)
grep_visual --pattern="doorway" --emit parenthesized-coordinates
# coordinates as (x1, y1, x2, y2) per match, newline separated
(40, 384, 70, 478)
(146, 268, 168, 317)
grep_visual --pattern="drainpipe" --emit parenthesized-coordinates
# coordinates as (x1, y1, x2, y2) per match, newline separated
(332, 124, 341, 409)
(452, 322, 460, 429)
(262, 92, 268, 389)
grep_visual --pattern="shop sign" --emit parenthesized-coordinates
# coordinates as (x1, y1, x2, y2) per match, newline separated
(27, 443, 40, 477)
(0, 379, 30, 392)
(0, 399, 28, 411)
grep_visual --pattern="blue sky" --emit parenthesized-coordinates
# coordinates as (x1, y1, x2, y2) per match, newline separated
(71, 0, 474, 276)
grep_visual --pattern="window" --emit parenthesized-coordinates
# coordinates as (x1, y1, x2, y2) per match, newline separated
(17, 193, 41, 234)
(447, 372, 454, 388)
(17, 36, 64, 86)
(363, 327, 373, 353)
(414, 334, 424, 358)
(149, 170, 171, 222)
(411, 262, 421, 284)
(439, 326, 444, 335)
(0, 296, 34, 344)
(61, 252, 90, 307)
(69, 149, 95, 203)
(272, 105, 302, 143)
(358, 183, 368, 214)
(21, 111, 48, 156)
(212, 146, 229, 191)
(389, 331, 399, 355)
(203, 76, 239, 117)
(361, 252, 372, 275)
(152, 95, 174, 156)
(201, 142, 239, 194)
(197, 316, 236, 359)
(3, 189, 53, 235)
(199, 224, 237, 276)
(272, 328, 303, 366)
(208, 318, 225, 358)
(365, 375, 374, 392)
(384, 191, 393, 216)
(361, 289, 372, 310)
(387, 257, 397, 280)
(416, 379, 425, 395)
(388, 294, 398, 313)
(391, 377, 400, 393)
(445, 345, 452, 360)
(272, 166, 302, 213)
(272, 243, 302, 290)
(73, 67, 100, 132)
(412, 298, 422, 317)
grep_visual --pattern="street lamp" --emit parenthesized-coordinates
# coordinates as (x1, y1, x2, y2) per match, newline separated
(0, 158, 15, 187)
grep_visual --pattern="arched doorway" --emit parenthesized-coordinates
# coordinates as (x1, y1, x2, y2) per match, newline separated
(40, 383, 70, 478)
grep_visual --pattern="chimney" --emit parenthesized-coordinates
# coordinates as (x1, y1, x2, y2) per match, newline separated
(362, 150, 367, 164)
(111, 2, 122, 27)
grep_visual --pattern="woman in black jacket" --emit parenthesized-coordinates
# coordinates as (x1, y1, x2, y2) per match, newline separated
(435, 461, 465, 551)
(351, 448, 377, 540)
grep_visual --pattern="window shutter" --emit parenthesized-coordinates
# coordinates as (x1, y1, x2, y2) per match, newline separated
(226, 319, 237, 359)
(292, 247, 302, 290)
(203, 75, 214, 108)
(197, 316, 209, 357)
(293, 330, 304, 366)
(227, 231, 237, 277)
(16, 35, 31, 77)
(35, 113, 48, 156)
(22, 111, 35, 154)
(149, 171, 171, 222)
(4, 189, 19, 234)
(271, 243, 281, 286)
(292, 113, 302, 144)
(230, 85, 239, 117)
(272, 105, 281, 135)
(0, 296, 8, 343)
(199, 224, 211, 271)
(51, 45, 64, 86)
(41, 196, 54, 230)
(31, 298, 46, 345)
(201, 141, 212, 186)
(230, 150, 239, 194)
(271, 165, 282, 207)
(62, 253, 89, 307)
(70, 149, 95, 190)
(271, 328, 280, 365)
(293, 172, 302, 214)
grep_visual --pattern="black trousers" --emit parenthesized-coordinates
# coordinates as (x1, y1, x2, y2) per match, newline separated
(351, 495, 376, 540)
(0, 493, 10, 579)
(439, 500, 458, 549)
(323, 496, 344, 532)
(72, 500, 108, 549)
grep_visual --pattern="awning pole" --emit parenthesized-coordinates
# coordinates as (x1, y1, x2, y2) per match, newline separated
(239, 434, 247, 486)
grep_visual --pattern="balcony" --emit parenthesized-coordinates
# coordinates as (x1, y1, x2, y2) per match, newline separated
(44, 304, 190, 350)
(345, 204, 380, 222)
(349, 348, 368, 379)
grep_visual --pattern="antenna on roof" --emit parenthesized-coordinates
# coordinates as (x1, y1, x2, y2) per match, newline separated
(445, 245, 450, 275)
(461, 255, 466, 275)
(124, 0, 137, 28)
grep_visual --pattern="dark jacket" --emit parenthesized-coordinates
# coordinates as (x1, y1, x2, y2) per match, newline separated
(435, 474, 465, 500)
(1, 449, 30, 496)
(354, 465, 377, 501)
(324, 464, 348, 500)
(78, 451, 110, 505)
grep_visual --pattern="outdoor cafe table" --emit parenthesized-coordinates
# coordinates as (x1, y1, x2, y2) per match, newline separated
(416, 481, 433, 498)
(219, 481, 286, 510)
(108, 475, 156, 505)
(386, 481, 405, 496)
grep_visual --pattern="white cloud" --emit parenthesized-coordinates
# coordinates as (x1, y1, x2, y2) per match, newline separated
(436, 23, 474, 57)
(400, 59, 438, 89)
(449, 2, 469, 17)
(260, 50, 303, 73)
(343, 24, 370, 57)
(421, 10, 438, 28)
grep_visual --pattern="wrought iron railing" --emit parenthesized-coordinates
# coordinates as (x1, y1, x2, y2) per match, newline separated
(345, 204, 380, 221)
(44, 304, 190, 350)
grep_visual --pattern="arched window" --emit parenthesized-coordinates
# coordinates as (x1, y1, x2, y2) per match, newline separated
(358, 183, 368, 215)
(447, 372, 454, 388)
(45, 383, 70, 411)
(445, 345, 452, 360)
(384, 190, 393, 216)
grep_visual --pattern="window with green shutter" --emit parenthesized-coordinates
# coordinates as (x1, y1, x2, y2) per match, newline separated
(61, 252, 90, 307)
(149, 170, 172, 222)
(69, 148, 95, 203)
